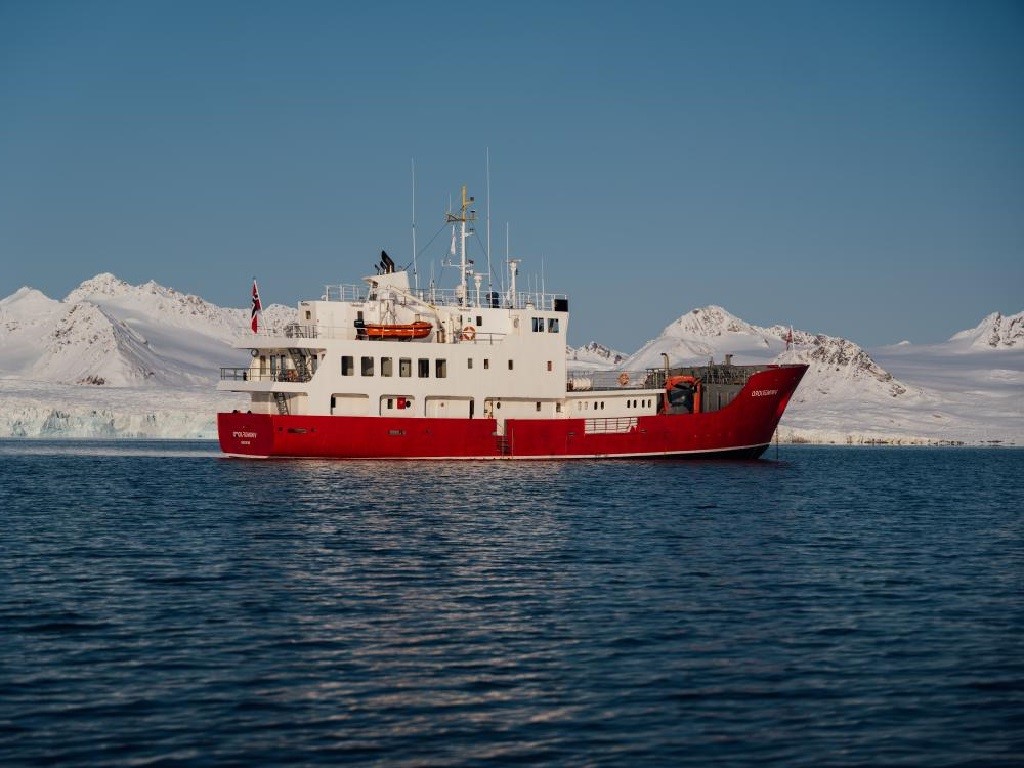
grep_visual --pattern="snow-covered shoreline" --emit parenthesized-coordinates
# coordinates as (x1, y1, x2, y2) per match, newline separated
(0, 379, 246, 439)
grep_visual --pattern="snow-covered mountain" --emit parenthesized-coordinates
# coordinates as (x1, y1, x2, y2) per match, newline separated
(572, 305, 1023, 445)
(948, 311, 1023, 349)
(1, 275, 1021, 444)
(621, 305, 910, 403)
(0, 273, 292, 437)
(1, 272, 291, 386)
(566, 341, 628, 370)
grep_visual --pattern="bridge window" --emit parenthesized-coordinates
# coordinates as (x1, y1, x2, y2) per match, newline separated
(532, 317, 543, 332)
(418, 358, 430, 378)
(341, 356, 354, 376)
(381, 357, 393, 377)
(435, 359, 447, 378)
(399, 358, 411, 377)
(360, 356, 374, 376)
(548, 318, 559, 333)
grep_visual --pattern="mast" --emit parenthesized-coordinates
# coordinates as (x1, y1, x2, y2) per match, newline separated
(505, 222, 519, 309)
(446, 185, 476, 307)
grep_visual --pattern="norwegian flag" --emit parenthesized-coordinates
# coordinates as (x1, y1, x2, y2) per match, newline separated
(250, 280, 262, 333)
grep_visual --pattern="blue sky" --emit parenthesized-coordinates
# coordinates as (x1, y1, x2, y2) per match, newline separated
(2, 0, 1021, 352)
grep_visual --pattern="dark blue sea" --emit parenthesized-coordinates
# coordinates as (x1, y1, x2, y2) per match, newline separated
(1, 442, 1022, 767)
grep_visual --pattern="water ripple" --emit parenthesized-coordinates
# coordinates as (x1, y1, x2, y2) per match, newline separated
(0, 443, 1022, 765)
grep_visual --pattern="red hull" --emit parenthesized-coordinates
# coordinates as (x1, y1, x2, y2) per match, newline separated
(218, 365, 806, 460)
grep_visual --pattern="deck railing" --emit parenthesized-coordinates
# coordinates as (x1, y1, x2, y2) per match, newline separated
(566, 370, 655, 392)
(321, 283, 568, 312)
(584, 417, 639, 434)
(220, 368, 312, 383)
(241, 324, 508, 345)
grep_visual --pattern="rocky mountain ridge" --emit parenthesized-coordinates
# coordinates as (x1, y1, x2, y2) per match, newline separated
(620, 305, 911, 401)
(949, 311, 1023, 349)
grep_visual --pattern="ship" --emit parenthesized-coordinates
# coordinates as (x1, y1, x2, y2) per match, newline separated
(217, 187, 807, 459)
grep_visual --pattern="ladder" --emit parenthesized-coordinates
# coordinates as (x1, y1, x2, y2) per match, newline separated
(287, 349, 310, 380)
(274, 392, 290, 415)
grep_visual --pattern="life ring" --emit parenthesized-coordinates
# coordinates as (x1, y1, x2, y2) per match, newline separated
(618, 372, 630, 387)
(462, 325, 476, 341)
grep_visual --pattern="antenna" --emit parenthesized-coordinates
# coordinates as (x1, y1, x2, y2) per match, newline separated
(486, 148, 492, 292)
(503, 222, 509, 306)
(411, 158, 418, 292)
(541, 256, 546, 308)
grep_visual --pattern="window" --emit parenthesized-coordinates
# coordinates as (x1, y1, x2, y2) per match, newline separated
(536, 402, 542, 412)
(418, 358, 430, 378)
(360, 356, 374, 376)
(305, 310, 311, 320)
(435, 359, 447, 378)
(467, 358, 473, 370)
(381, 357, 393, 377)
(399, 358, 411, 377)
(341, 356, 354, 376)
(532, 317, 543, 332)
(548, 317, 559, 333)
(483, 358, 490, 370)
(547, 360, 553, 372)
(476, 315, 482, 326)
(508, 360, 514, 371)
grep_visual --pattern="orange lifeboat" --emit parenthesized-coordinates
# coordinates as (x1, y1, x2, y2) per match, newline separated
(365, 321, 432, 340)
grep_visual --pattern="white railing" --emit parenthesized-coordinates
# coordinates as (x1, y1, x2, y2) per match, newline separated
(322, 283, 567, 311)
(566, 370, 655, 391)
(220, 368, 312, 383)
(584, 417, 638, 434)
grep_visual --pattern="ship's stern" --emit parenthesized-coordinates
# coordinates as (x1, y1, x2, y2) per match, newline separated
(217, 411, 276, 458)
